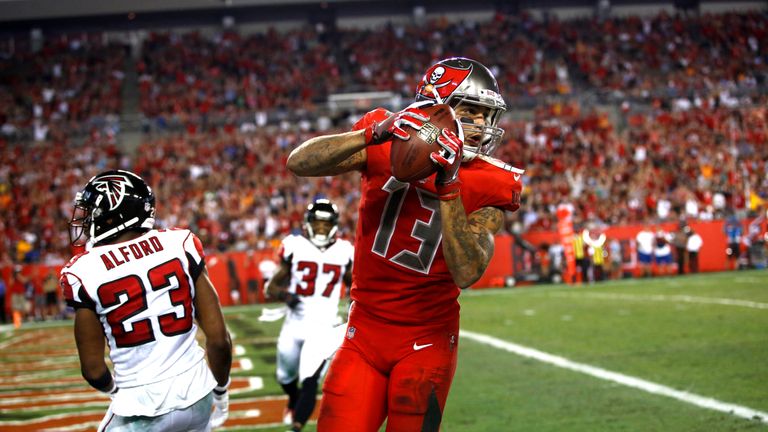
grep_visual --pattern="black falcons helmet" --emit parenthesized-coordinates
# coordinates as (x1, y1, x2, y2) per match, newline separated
(304, 198, 339, 248)
(415, 57, 507, 160)
(69, 170, 156, 247)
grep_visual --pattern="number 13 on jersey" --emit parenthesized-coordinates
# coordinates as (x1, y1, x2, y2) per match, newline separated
(372, 177, 443, 274)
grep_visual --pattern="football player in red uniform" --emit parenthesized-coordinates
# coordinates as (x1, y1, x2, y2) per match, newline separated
(60, 170, 232, 431)
(287, 57, 523, 431)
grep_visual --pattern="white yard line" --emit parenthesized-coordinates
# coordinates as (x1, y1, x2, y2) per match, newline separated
(549, 292, 768, 310)
(460, 330, 768, 424)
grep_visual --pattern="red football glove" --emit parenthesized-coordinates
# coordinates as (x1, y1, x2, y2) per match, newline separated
(430, 126, 464, 201)
(363, 102, 433, 146)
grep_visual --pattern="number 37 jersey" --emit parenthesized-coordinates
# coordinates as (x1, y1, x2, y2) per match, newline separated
(279, 235, 354, 328)
(59, 229, 207, 388)
(353, 108, 523, 325)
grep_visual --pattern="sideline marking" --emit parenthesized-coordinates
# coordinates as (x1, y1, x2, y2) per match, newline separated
(248, 377, 264, 390)
(460, 330, 768, 424)
(239, 358, 254, 371)
(549, 292, 768, 310)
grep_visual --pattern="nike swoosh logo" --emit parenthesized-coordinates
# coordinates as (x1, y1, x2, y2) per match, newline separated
(413, 342, 433, 351)
(513, 173, 521, 181)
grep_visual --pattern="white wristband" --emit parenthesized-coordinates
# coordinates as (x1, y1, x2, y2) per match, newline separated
(214, 377, 231, 394)
(104, 381, 118, 395)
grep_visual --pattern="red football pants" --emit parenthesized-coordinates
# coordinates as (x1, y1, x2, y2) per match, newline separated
(317, 305, 459, 431)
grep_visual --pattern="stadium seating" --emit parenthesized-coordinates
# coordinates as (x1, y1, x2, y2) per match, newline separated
(1, 10, 766, 267)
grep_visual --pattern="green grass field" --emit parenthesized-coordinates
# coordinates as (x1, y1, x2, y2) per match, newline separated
(1, 270, 766, 431)
(225, 270, 768, 431)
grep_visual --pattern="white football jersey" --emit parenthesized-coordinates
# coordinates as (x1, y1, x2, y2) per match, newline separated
(279, 235, 354, 328)
(60, 229, 211, 390)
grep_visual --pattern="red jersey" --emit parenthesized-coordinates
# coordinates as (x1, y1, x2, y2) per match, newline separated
(351, 108, 523, 324)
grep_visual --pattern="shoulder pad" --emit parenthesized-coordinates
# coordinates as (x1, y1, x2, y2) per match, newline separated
(64, 251, 89, 269)
(476, 154, 525, 175)
(352, 107, 391, 131)
(156, 227, 186, 233)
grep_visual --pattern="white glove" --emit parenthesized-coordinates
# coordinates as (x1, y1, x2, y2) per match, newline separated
(210, 382, 230, 428)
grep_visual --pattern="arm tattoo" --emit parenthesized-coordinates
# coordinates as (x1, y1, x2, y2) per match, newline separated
(287, 131, 366, 176)
(468, 207, 504, 234)
(468, 206, 503, 255)
(440, 202, 504, 288)
(327, 150, 366, 176)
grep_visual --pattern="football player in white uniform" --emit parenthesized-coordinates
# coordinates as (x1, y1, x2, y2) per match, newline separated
(59, 170, 232, 431)
(266, 199, 354, 432)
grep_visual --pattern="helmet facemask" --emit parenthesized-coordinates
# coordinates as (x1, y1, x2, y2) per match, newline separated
(305, 220, 338, 248)
(68, 192, 92, 247)
(451, 96, 506, 161)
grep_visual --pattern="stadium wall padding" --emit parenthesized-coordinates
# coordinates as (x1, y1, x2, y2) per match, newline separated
(0, 219, 753, 316)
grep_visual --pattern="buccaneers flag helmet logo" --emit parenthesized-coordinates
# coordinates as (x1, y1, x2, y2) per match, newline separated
(417, 63, 472, 101)
(92, 174, 134, 210)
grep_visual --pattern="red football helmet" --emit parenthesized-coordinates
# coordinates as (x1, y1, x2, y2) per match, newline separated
(415, 57, 506, 160)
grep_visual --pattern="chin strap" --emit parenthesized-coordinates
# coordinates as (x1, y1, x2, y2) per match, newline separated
(92, 217, 140, 244)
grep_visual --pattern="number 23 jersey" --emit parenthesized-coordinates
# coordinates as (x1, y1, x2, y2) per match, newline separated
(59, 228, 207, 388)
(352, 108, 523, 325)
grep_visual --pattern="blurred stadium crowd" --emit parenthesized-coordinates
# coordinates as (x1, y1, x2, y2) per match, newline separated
(1, 10, 767, 268)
